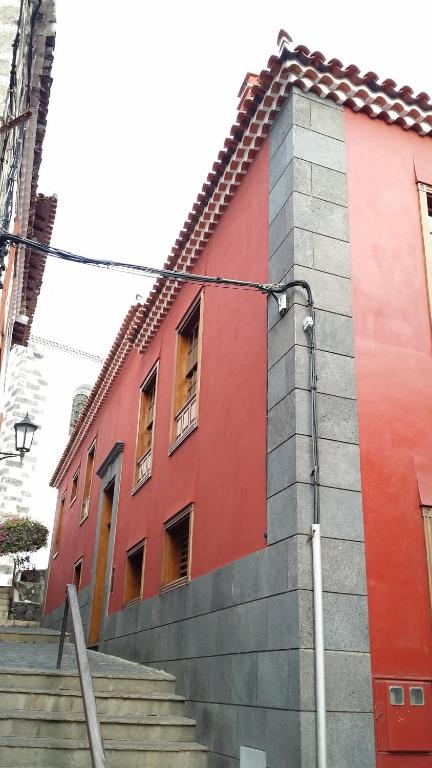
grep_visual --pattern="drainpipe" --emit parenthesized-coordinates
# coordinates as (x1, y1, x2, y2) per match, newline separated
(277, 282, 326, 768)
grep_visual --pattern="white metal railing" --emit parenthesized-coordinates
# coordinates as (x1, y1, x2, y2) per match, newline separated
(57, 584, 106, 767)
(174, 394, 197, 440)
(137, 448, 152, 483)
(81, 497, 90, 521)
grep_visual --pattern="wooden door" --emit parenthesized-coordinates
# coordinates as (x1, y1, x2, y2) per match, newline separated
(88, 481, 114, 647)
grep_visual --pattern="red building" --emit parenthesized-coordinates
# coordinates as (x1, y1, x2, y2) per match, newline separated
(44, 31, 432, 768)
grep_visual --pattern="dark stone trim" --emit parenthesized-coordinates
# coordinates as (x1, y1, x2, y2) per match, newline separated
(96, 441, 125, 478)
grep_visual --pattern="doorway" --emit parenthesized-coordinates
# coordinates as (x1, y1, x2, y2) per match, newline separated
(88, 480, 114, 647)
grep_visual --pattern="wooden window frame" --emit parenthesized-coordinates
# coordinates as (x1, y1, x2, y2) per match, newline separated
(161, 504, 193, 592)
(169, 294, 204, 454)
(52, 492, 67, 558)
(81, 439, 96, 523)
(73, 557, 83, 591)
(132, 363, 159, 493)
(418, 183, 432, 320)
(123, 539, 146, 606)
(70, 467, 80, 506)
(421, 506, 432, 617)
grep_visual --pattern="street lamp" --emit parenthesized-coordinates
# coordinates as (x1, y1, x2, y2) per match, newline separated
(0, 413, 38, 461)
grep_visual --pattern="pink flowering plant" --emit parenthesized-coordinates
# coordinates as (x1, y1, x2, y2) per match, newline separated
(0, 516, 48, 556)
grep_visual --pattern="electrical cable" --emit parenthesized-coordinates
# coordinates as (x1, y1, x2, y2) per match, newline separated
(0, 229, 320, 523)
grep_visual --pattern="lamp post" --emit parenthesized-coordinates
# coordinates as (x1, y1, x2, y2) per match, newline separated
(0, 413, 38, 461)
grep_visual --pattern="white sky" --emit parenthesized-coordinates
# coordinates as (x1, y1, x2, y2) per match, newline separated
(29, 0, 432, 564)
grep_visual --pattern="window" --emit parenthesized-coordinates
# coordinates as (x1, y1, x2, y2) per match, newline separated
(81, 441, 96, 522)
(52, 493, 66, 556)
(418, 184, 432, 319)
(171, 296, 203, 450)
(410, 687, 425, 706)
(70, 468, 79, 505)
(73, 558, 83, 591)
(124, 540, 145, 604)
(162, 505, 192, 591)
(134, 367, 158, 488)
(389, 686, 404, 705)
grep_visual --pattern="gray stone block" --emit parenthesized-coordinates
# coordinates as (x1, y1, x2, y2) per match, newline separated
(269, 158, 312, 224)
(267, 391, 296, 452)
(231, 653, 258, 705)
(197, 612, 218, 656)
(181, 615, 200, 658)
(319, 438, 361, 491)
(324, 593, 370, 651)
(293, 125, 346, 173)
(313, 233, 351, 277)
(207, 752, 239, 768)
(269, 138, 289, 190)
(325, 650, 373, 712)
(267, 436, 296, 497)
(322, 538, 367, 595)
(207, 655, 232, 703)
(267, 484, 297, 544)
(216, 601, 267, 654)
(315, 350, 357, 399)
(292, 90, 311, 128)
(269, 199, 294, 256)
(314, 309, 355, 357)
(208, 703, 239, 757)
(268, 709, 302, 768)
(290, 265, 352, 317)
(238, 706, 267, 752)
(257, 540, 289, 597)
(269, 163, 294, 224)
(189, 656, 211, 700)
(136, 595, 161, 631)
(318, 486, 364, 541)
(266, 591, 299, 650)
(192, 571, 214, 616)
(270, 96, 293, 157)
(115, 601, 140, 636)
(316, 393, 359, 444)
(269, 229, 295, 283)
(212, 562, 234, 611)
(268, 348, 296, 410)
(310, 99, 345, 140)
(257, 651, 290, 708)
(327, 713, 375, 768)
(232, 552, 259, 605)
(312, 165, 347, 207)
(293, 191, 349, 241)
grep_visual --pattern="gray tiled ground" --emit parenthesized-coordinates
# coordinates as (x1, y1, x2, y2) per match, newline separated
(0, 637, 172, 679)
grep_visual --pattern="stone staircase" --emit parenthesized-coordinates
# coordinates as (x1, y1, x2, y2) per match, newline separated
(0, 629, 207, 767)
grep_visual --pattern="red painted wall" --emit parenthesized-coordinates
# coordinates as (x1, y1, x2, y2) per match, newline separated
(45, 139, 268, 614)
(345, 110, 432, 760)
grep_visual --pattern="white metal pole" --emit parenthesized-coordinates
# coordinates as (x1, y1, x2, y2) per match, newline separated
(311, 523, 327, 768)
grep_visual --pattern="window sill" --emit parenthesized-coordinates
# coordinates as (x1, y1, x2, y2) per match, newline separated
(52, 551, 59, 560)
(79, 513, 88, 526)
(160, 576, 189, 593)
(131, 472, 152, 496)
(69, 497, 77, 508)
(168, 421, 197, 456)
(122, 596, 142, 608)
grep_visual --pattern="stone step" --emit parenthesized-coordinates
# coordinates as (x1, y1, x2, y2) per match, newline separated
(0, 737, 207, 767)
(0, 687, 186, 716)
(0, 627, 61, 642)
(0, 668, 175, 694)
(0, 620, 40, 629)
(0, 709, 196, 741)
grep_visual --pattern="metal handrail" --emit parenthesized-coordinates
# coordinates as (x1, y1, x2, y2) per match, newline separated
(57, 584, 106, 767)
